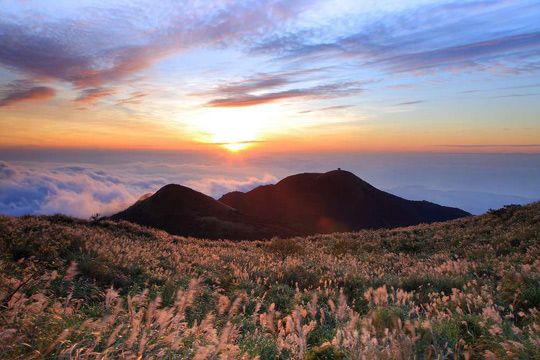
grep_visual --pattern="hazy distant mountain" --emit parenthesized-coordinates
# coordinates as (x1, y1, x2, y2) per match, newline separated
(220, 170, 470, 235)
(388, 185, 536, 215)
(110, 184, 295, 240)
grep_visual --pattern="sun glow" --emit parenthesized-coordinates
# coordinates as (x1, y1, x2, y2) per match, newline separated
(190, 108, 274, 152)
(222, 142, 250, 152)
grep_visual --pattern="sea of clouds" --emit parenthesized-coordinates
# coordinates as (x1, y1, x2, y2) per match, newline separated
(0, 155, 277, 218)
(1, 150, 539, 218)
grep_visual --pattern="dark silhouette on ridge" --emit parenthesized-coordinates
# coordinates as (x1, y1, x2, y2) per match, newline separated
(112, 170, 470, 239)
(110, 184, 295, 240)
(219, 170, 469, 235)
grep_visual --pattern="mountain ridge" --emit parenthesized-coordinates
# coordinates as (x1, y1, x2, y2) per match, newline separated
(111, 169, 469, 239)
(110, 183, 296, 240)
(219, 169, 469, 235)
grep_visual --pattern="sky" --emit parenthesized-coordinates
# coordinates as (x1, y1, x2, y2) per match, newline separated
(0, 0, 539, 152)
(0, 0, 540, 218)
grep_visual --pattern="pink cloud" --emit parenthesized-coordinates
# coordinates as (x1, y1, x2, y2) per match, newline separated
(0, 86, 55, 107)
(74, 87, 116, 104)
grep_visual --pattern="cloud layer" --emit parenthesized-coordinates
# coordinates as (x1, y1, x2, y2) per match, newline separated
(251, 1, 540, 75)
(1, 0, 539, 110)
(0, 161, 277, 218)
(2, 148, 540, 217)
(0, 0, 313, 89)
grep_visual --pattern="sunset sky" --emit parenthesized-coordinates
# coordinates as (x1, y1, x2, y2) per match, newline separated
(1, 0, 540, 153)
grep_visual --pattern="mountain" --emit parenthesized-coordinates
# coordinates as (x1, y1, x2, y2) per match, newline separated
(110, 184, 295, 240)
(219, 169, 470, 235)
(112, 170, 469, 239)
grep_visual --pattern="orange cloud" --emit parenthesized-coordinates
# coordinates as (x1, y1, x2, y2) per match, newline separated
(75, 87, 116, 104)
(0, 86, 55, 107)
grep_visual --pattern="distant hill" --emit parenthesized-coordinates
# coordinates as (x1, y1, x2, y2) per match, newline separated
(220, 170, 469, 235)
(112, 170, 469, 239)
(110, 184, 295, 240)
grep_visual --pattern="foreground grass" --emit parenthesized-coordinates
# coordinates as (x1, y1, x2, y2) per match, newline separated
(0, 203, 539, 359)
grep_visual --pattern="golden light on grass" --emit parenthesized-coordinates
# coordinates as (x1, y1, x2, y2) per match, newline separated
(3, 202, 539, 358)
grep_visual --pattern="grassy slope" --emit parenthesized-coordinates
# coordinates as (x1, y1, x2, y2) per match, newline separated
(0, 203, 539, 359)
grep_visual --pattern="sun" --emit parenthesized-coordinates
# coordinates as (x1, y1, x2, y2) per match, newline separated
(222, 142, 250, 152)
(208, 119, 258, 152)
(191, 108, 271, 152)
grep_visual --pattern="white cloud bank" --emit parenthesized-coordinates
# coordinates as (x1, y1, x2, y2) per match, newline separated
(0, 161, 276, 218)
(1, 151, 539, 217)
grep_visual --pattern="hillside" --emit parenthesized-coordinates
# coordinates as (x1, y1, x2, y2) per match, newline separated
(1, 202, 539, 359)
(112, 170, 469, 239)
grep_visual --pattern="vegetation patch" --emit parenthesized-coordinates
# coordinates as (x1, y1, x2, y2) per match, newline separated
(0, 202, 539, 358)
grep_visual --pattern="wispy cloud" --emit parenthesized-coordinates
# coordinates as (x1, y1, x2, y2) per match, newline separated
(205, 81, 363, 107)
(0, 85, 55, 107)
(299, 105, 354, 114)
(492, 93, 539, 99)
(0, 0, 317, 89)
(209, 75, 291, 95)
(394, 100, 423, 106)
(116, 92, 148, 106)
(460, 83, 540, 94)
(206, 89, 306, 107)
(377, 32, 540, 73)
(252, 1, 540, 75)
(75, 87, 116, 104)
(1, 0, 538, 112)
(437, 144, 540, 148)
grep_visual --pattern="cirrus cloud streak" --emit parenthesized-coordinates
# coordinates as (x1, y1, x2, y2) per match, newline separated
(0, 86, 55, 107)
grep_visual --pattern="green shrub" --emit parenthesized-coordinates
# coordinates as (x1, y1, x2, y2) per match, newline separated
(185, 288, 215, 326)
(488, 204, 521, 218)
(520, 279, 540, 311)
(266, 283, 295, 313)
(77, 255, 129, 289)
(340, 276, 369, 314)
(282, 265, 318, 289)
(432, 315, 483, 352)
(499, 274, 540, 312)
(307, 311, 337, 348)
(305, 343, 347, 359)
(240, 333, 280, 360)
(265, 237, 304, 258)
(370, 306, 403, 336)
(329, 237, 358, 255)
(401, 275, 465, 295)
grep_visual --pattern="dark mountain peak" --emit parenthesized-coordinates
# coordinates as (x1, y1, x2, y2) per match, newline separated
(111, 183, 294, 240)
(319, 168, 358, 179)
(139, 183, 233, 214)
(275, 169, 372, 189)
(113, 170, 470, 239)
(156, 183, 189, 194)
(219, 170, 470, 235)
(153, 183, 207, 201)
